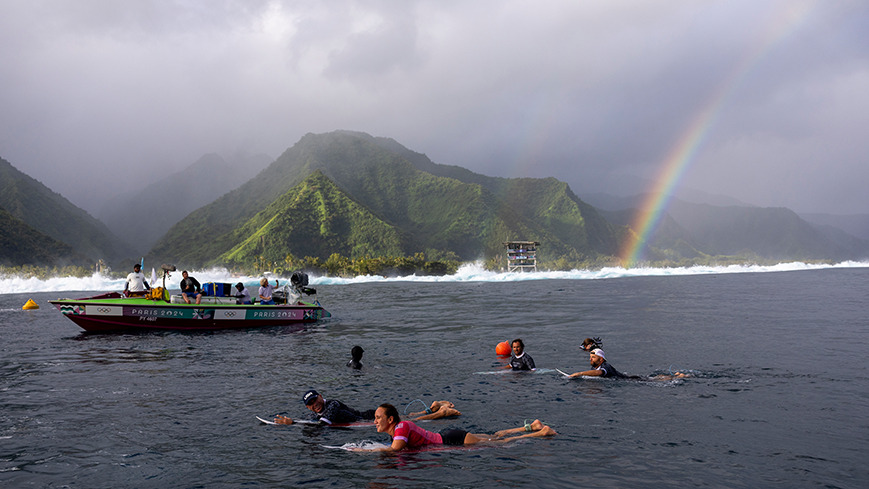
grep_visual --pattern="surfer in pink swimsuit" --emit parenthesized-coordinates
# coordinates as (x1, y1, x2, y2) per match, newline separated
(355, 403, 556, 452)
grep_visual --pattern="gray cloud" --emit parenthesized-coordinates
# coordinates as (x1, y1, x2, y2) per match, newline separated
(1, 0, 867, 215)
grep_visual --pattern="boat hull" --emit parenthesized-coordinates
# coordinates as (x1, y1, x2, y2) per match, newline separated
(49, 295, 330, 333)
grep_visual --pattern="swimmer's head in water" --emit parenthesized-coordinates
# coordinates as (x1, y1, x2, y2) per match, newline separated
(375, 403, 400, 432)
(351, 346, 364, 361)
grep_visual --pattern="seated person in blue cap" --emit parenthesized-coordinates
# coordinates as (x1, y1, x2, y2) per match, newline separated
(274, 390, 460, 425)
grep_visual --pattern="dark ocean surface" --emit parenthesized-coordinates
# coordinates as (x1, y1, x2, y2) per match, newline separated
(1, 267, 867, 488)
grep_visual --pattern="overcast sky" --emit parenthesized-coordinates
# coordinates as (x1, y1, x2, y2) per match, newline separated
(1, 0, 867, 216)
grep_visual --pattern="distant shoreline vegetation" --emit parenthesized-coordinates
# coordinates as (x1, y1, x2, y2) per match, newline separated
(244, 252, 461, 278)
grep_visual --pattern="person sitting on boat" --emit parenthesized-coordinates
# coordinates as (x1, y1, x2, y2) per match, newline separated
(503, 338, 536, 371)
(180, 271, 202, 304)
(258, 277, 278, 305)
(233, 282, 252, 305)
(348, 345, 364, 369)
(274, 390, 460, 426)
(353, 403, 556, 452)
(124, 263, 150, 297)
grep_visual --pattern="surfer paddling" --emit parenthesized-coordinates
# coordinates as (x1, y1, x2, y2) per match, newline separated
(352, 403, 556, 452)
(567, 348, 689, 380)
(274, 390, 460, 426)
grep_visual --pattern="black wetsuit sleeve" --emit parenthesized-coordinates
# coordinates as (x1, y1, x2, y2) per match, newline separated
(319, 400, 365, 425)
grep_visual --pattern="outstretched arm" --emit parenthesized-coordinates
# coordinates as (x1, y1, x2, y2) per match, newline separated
(568, 370, 603, 378)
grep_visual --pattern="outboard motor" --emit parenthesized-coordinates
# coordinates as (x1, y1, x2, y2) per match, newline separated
(290, 271, 317, 296)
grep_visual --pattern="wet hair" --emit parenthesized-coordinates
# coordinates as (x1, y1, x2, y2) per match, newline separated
(378, 403, 400, 424)
(351, 345, 364, 361)
(511, 338, 525, 349)
(236, 282, 244, 289)
(581, 337, 603, 350)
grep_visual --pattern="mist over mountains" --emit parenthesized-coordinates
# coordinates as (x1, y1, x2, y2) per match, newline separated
(2, 131, 867, 272)
(96, 152, 272, 256)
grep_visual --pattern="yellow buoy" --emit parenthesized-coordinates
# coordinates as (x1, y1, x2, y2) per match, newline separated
(22, 299, 39, 310)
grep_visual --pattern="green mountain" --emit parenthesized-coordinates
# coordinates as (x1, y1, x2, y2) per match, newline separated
(0, 207, 87, 266)
(151, 131, 622, 268)
(220, 170, 407, 265)
(0, 156, 127, 265)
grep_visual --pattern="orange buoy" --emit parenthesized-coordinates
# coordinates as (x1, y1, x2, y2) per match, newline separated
(495, 341, 511, 356)
(22, 299, 39, 310)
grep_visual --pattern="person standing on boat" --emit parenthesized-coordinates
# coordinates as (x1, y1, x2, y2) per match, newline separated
(233, 282, 252, 304)
(258, 277, 278, 305)
(504, 338, 536, 371)
(180, 271, 202, 304)
(123, 263, 150, 297)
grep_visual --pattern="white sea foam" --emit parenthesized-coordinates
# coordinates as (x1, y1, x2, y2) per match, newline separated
(1, 261, 867, 294)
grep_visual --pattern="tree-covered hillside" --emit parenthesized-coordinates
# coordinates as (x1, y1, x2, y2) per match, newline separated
(0, 207, 88, 266)
(0, 156, 127, 265)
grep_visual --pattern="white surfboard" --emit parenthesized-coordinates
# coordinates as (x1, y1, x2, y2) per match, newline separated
(256, 415, 320, 425)
(474, 368, 557, 375)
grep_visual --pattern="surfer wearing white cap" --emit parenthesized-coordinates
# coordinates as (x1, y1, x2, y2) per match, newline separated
(568, 348, 632, 379)
(567, 347, 690, 380)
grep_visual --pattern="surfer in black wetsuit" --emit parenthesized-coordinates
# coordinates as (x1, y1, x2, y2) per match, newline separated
(567, 348, 688, 380)
(274, 390, 373, 426)
(505, 338, 536, 371)
(568, 348, 638, 379)
(273, 390, 461, 425)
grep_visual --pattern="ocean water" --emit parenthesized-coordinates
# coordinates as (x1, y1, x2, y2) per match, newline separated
(1, 264, 867, 488)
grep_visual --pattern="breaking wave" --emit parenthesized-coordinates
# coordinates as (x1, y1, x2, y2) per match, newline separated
(2, 261, 867, 294)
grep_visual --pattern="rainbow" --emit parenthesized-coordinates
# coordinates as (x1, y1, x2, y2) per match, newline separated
(619, 2, 815, 267)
